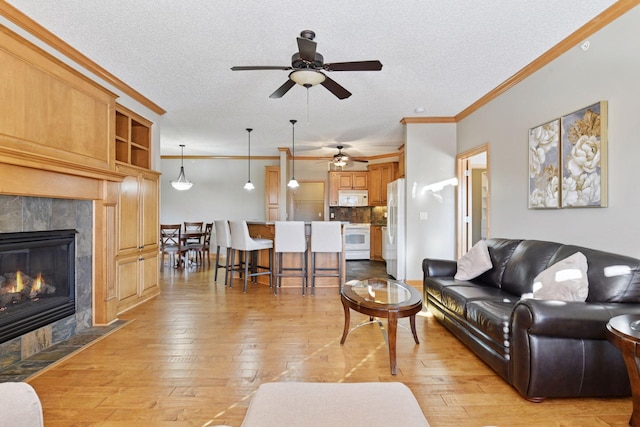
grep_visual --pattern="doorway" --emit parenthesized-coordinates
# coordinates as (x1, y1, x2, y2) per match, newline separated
(456, 144, 490, 258)
(290, 181, 325, 221)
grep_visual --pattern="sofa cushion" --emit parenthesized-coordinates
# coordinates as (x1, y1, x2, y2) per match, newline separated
(477, 239, 522, 288)
(466, 299, 518, 344)
(501, 240, 562, 296)
(454, 240, 492, 280)
(440, 284, 511, 318)
(550, 245, 640, 303)
(532, 252, 589, 301)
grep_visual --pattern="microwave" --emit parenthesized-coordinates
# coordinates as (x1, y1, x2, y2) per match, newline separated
(338, 190, 369, 207)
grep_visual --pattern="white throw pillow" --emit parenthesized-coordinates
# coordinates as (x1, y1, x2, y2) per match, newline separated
(532, 252, 589, 301)
(454, 240, 492, 280)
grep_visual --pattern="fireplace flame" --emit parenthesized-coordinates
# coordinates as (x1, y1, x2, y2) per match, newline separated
(33, 274, 43, 292)
(15, 271, 23, 292)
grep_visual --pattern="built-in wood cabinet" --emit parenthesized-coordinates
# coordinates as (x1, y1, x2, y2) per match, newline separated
(115, 105, 152, 169)
(368, 162, 398, 206)
(370, 225, 383, 261)
(115, 164, 160, 314)
(329, 172, 340, 206)
(265, 166, 280, 221)
(338, 172, 368, 190)
(328, 171, 368, 206)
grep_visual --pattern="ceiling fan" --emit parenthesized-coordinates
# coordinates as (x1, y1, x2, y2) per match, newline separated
(332, 145, 368, 167)
(231, 30, 383, 99)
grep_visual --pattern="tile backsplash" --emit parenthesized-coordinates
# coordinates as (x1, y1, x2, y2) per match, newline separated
(330, 206, 387, 225)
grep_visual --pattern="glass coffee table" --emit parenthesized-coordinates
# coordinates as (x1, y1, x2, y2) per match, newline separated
(340, 277, 423, 375)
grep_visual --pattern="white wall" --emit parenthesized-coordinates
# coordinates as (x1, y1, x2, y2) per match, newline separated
(159, 157, 341, 224)
(405, 123, 457, 280)
(457, 6, 640, 258)
(160, 158, 278, 224)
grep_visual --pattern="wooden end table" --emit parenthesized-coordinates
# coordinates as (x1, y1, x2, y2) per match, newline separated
(607, 314, 640, 427)
(340, 277, 423, 375)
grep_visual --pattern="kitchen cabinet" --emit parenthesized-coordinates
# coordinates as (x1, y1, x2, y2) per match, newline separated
(338, 172, 368, 190)
(329, 172, 340, 206)
(368, 162, 398, 206)
(329, 171, 368, 206)
(115, 164, 160, 314)
(370, 225, 383, 261)
(265, 166, 280, 220)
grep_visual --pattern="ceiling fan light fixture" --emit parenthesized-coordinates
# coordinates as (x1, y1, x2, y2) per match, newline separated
(290, 70, 326, 87)
(170, 144, 193, 191)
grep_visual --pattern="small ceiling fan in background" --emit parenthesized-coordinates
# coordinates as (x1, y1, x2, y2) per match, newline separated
(331, 145, 368, 168)
(231, 30, 383, 99)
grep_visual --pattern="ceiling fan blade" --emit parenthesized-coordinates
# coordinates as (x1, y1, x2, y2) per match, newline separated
(297, 37, 317, 62)
(320, 76, 352, 99)
(269, 79, 296, 98)
(324, 60, 383, 71)
(231, 65, 292, 71)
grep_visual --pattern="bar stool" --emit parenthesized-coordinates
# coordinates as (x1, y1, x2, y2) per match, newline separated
(311, 221, 343, 295)
(274, 221, 308, 295)
(213, 220, 241, 286)
(229, 220, 273, 293)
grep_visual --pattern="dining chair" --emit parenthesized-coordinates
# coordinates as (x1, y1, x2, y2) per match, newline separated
(274, 221, 308, 295)
(310, 221, 343, 294)
(229, 220, 273, 293)
(183, 221, 204, 260)
(160, 224, 189, 270)
(187, 222, 213, 266)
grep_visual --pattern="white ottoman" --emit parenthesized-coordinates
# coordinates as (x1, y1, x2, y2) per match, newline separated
(241, 382, 430, 427)
(0, 382, 44, 427)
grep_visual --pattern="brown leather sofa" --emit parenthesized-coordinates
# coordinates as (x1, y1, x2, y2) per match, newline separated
(423, 238, 640, 401)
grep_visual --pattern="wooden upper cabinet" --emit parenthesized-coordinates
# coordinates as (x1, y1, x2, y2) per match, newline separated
(0, 27, 115, 171)
(115, 105, 152, 169)
(368, 162, 398, 206)
(329, 172, 340, 206)
(352, 172, 368, 190)
(265, 166, 280, 221)
(337, 172, 368, 190)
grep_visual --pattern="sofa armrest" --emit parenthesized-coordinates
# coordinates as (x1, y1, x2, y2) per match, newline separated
(422, 258, 457, 277)
(512, 299, 640, 340)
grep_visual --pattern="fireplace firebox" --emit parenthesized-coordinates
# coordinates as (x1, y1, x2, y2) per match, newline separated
(0, 229, 76, 344)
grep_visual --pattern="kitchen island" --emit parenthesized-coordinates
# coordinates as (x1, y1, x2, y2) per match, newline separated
(246, 222, 346, 290)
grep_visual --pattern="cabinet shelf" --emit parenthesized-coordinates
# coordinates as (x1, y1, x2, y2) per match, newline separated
(115, 105, 152, 169)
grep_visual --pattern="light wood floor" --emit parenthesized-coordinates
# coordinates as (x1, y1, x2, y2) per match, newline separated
(27, 263, 632, 426)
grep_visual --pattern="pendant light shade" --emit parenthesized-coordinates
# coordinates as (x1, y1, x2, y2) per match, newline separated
(244, 128, 255, 190)
(287, 119, 299, 189)
(171, 144, 193, 191)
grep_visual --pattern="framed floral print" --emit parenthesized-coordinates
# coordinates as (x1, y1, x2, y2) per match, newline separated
(560, 101, 607, 207)
(529, 119, 560, 208)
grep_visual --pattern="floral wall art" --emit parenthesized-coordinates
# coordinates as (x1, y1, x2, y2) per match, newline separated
(529, 119, 560, 208)
(528, 101, 607, 209)
(561, 101, 607, 207)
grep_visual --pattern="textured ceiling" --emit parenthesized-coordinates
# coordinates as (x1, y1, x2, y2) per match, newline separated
(5, 0, 618, 158)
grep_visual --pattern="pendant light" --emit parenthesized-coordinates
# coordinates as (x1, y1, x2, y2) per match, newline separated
(243, 128, 255, 190)
(287, 119, 299, 189)
(170, 144, 193, 191)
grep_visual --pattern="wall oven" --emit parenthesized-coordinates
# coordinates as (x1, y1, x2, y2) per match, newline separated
(343, 223, 371, 260)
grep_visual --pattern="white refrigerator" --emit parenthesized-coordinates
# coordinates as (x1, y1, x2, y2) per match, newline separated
(385, 178, 405, 280)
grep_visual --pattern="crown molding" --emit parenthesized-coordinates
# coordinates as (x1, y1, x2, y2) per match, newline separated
(0, 1, 165, 115)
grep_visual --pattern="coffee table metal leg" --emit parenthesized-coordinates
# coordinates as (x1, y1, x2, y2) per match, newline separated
(388, 312, 398, 375)
(340, 298, 351, 345)
(410, 315, 420, 344)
